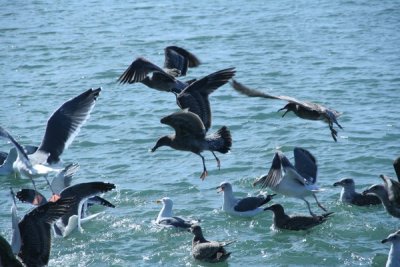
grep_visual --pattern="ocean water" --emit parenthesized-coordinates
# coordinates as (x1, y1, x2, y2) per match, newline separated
(1, 0, 399, 266)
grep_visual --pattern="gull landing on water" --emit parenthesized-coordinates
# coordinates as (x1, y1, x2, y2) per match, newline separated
(216, 181, 275, 217)
(253, 147, 327, 217)
(230, 79, 343, 142)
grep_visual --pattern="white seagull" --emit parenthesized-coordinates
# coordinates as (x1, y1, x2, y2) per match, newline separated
(253, 147, 327, 217)
(0, 88, 101, 184)
(216, 181, 275, 217)
(381, 230, 400, 267)
(155, 197, 198, 229)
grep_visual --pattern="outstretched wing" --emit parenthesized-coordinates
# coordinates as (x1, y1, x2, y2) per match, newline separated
(37, 88, 101, 164)
(253, 152, 284, 188)
(293, 147, 317, 184)
(164, 46, 201, 76)
(160, 109, 206, 139)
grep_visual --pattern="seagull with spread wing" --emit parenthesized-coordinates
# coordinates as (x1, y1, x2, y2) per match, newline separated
(253, 147, 327, 217)
(231, 79, 343, 141)
(118, 46, 200, 94)
(151, 109, 231, 180)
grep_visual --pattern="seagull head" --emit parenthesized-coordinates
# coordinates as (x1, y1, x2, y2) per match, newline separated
(333, 178, 355, 188)
(382, 230, 400, 244)
(216, 182, 232, 193)
(151, 136, 172, 152)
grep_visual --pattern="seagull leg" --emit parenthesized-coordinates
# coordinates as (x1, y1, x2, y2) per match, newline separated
(313, 193, 327, 212)
(303, 198, 317, 218)
(198, 153, 208, 181)
(211, 151, 221, 170)
(329, 122, 338, 142)
(43, 174, 55, 194)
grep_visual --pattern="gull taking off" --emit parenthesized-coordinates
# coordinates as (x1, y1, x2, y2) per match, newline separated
(216, 181, 275, 217)
(231, 79, 343, 142)
(253, 147, 327, 217)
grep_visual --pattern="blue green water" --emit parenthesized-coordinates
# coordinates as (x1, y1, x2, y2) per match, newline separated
(1, 0, 399, 266)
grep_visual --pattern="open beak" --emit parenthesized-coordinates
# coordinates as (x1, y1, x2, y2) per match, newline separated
(216, 186, 223, 193)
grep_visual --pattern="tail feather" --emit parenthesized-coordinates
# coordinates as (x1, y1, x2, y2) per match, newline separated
(206, 126, 232, 154)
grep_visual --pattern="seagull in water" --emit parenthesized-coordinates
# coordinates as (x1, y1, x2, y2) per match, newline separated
(0, 88, 101, 186)
(151, 109, 232, 180)
(333, 178, 381, 206)
(216, 181, 275, 217)
(16, 180, 116, 237)
(9, 188, 75, 267)
(155, 197, 198, 229)
(231, 79, 343, 142)
(118, 46, 201, 94)
(264, 203, 334, 231)
(363, 174, 400, 218)
(189, 225, 235, 263)
(381, 230, 400, 267)
(253, 147, 327, 217)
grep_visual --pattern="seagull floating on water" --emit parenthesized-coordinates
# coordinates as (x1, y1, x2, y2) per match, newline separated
(118, 46, 200, 94)
(264, 203, 334, 231)
(189, 225, 235, 263)
(155, 197, 198, 229)
(253, 147, 327, 217)
(0, 88, 101, 186)
(333, 178, 381, 206)
(17, 181, 116, 237)
(216, 181, 275, 217)
(363, 174, 400, 218)
(151, 109, 232, 180)
(381, 230, 400, 267)
(231, 79, 343, 142)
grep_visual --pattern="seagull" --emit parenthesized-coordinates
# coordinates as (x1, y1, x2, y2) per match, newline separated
(10, 190, 75, 267)
(189, 225, 235, 263)
(333, 178, 381, 206)
(16, 181, 116, 237)
(118, 46, 200, 94)
(381, 230, 400, 267)
(253, 147, 327, 217)
(216, 181, 275, 217)
(0, 146, 37, 176)
(363, 174, 400, 218)
(176, 67, 235, 131)
(151, 109, 232, 180)
(0, 88, 101, 184)
(155, 197, 198, 229)
(231, 79, 343, 142)
(0, 234, 24, 267)
(264, 203, 334, 231)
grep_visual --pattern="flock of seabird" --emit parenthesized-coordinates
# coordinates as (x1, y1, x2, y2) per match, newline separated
(0, 46, 399, 266)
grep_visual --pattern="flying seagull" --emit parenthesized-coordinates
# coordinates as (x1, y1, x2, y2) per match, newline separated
(381, 230, 400, 267)
(264, 203, 334, 231)
(363, 174, 400, 218)
(17, 181, 116, 237)
(333, 178, 381, 206)
(0, 146, 37, 176)
(231, 79, 343, 141)
(155, 197, 198, 229)
(151, 109, 232, 180)
(189, 225, 235, 263)
(216, 181, 275, 217)
(118, 46, 200, 94)
(0, 88, 101, 183)
(253, 147, 327, 217)
(176, 68, 235, 131)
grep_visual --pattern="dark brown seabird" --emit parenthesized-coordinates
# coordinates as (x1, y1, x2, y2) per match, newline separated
(118, 46, 201, 94)
(264, 203, 334, 231)
(151, 109, 231, 180)
(333, 178, 381, 206)
(189, 225, 234, 263)
(176, 67, 235, 131)
(230, 79, 343, 142)
(363, 174, 400, 218)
